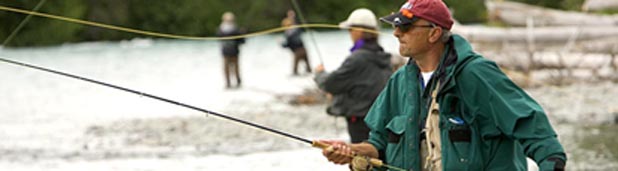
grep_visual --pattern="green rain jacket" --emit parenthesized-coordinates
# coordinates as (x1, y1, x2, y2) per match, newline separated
(365, 35, 566, 171)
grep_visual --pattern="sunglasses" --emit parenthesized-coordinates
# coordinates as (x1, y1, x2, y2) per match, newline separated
(393, 23, 435, 32)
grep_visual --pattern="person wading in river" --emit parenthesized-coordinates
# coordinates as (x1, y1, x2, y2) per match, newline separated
(217, 12, 245, 89)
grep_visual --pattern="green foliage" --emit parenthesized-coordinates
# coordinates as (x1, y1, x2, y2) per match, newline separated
(128, 0, 218, 38)
(574, 125, 618, 162)
(562, 0, 586, 11)
(290, 0, 401, 30)
(510, 0, 562, 9)
(598, 9, 618, 15)
(444, 0, 487, 23)
(6, 0, 594, 47)
(81, 0, 132, 41)
(510, 0, 585, 11)
(234, 0, 291, 34)
(0, 0, 86, 46)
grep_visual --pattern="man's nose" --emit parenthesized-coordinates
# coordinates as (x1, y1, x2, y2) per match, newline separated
(393, 27, 402, 38)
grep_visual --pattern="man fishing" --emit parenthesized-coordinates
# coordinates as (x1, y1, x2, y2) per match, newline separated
(282, 9, 312, 76)
(319, 0, 567, 170)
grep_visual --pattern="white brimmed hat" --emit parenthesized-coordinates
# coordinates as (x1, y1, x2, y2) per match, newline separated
(339, 8, 378, 29)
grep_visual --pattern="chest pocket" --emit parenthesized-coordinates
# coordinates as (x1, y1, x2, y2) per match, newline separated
(439, 93, 479, 170)
(440, 95, 471, 143)
(384, 115, 408, 166)
(385, 115, 407, 143)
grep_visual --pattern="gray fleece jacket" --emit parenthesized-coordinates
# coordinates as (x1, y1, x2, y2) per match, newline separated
(314, 40, 392, 117)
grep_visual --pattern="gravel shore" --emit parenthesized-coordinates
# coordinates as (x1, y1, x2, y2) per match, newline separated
(3, 81, 616, 170)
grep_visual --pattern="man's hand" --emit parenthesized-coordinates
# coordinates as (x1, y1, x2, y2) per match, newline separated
(319, 140, 354, 164)
(318, 140, 380, 166)
(315, 64, 325, 73)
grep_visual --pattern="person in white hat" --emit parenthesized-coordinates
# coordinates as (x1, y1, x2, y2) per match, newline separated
(314, 8, 393, 144)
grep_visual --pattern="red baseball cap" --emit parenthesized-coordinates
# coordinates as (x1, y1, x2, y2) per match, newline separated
(380, 0, 454, 30)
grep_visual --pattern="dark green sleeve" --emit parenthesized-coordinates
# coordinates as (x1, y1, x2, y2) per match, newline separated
(457, 59, 566, 171)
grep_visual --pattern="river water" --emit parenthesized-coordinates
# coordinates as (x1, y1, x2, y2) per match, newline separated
(0, 31, 616, 170)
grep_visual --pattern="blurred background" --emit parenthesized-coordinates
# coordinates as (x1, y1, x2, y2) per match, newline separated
(0, 0, 617, 170)
(1, 0, 601, 47)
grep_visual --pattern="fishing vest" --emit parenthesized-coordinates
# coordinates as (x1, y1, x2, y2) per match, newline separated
(420, 81, 442, 171)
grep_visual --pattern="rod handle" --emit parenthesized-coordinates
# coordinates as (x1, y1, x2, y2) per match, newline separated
(311, 140, 384, 167)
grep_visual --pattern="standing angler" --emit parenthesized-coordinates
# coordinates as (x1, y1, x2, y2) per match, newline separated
(217, 12, 245, 89)
(319, 0, 567, 170)
(314, 8, 393, 144)
(282, 9, 312, 76)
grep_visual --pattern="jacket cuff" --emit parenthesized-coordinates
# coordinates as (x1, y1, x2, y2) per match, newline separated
(538, 156, 566, 171)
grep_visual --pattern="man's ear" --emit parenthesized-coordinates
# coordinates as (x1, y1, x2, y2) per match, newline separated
(428, 28, 442, 43)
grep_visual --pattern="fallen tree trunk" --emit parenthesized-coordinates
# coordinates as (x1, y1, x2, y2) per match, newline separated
(453, 24, 618, 45)
(489, 51, 617, 87)
(485, 51, 616, 70)
(577, 37, 618, 54)
(583, 0, 618, 12)
(486, 0, 618, 26)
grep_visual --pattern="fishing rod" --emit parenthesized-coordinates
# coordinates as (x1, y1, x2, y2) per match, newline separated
(0, 56, 405, 171)
(288, 0, 344, 145)
(0, 56, 310, 144)
(2, 0, 47, 46)
(0, 4, 402, 170)
(290, 0, 324, 64)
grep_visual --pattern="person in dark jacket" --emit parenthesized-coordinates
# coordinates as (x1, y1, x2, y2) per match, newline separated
(319, 0, 566, 171)
(282, 10, 311, 76)
(217, 12, 245, 88)
(314, 8, 392, 143)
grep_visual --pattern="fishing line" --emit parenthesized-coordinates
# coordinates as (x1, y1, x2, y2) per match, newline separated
(0, 56, 312, 144)
(0, 5, 402, 170)
(2, 0, 47, 46)
(0, 56, 405, 170)
(0, 5, 379, 41)
(0, 4, 586, 91)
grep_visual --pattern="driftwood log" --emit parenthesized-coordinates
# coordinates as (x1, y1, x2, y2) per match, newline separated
(487, 51, 617, 87)
(452, 24, 618, 54)
(487, 0, 618, 26)
(453, 25, 618, 43)
(583, 0, 618, 12)
(449, 24, 618, 86)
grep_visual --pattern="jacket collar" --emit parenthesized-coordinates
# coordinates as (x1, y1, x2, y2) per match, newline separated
(405, 34, 480, 96)
(437, 34, 480, 96)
